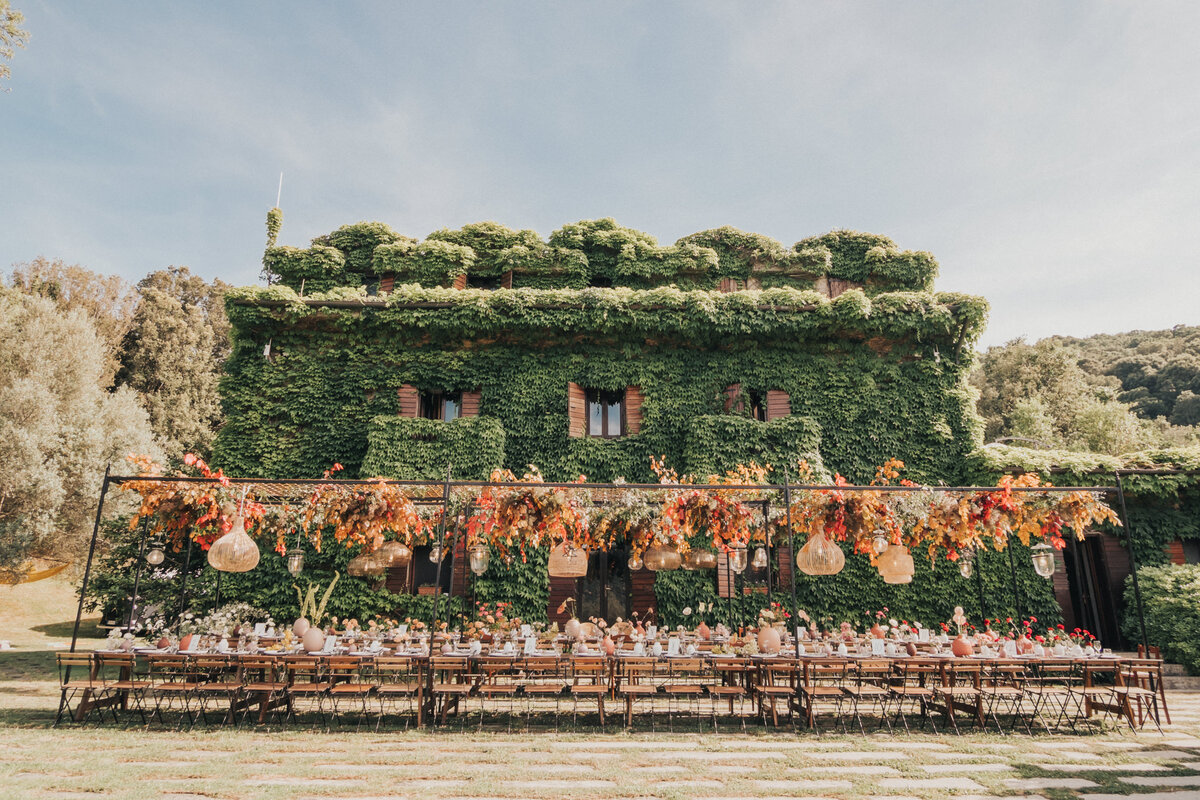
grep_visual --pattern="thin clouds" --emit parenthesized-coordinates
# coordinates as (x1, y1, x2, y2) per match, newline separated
(1, 2, 1197, 347)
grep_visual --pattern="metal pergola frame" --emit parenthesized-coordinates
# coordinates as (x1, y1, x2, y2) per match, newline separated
(72, 470, 1150, 657)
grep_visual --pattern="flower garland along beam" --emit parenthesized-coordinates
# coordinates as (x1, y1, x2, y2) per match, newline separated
(120, 453, 1121, 567)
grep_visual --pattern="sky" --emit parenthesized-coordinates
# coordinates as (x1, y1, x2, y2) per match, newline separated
(2, 2, 1198, 348)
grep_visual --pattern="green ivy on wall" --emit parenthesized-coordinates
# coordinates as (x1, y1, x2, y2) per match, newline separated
(361, 416, 506, 481)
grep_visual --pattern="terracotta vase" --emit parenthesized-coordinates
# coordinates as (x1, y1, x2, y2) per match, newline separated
(757, 625, 782, 655)
(564, 618, 582, 639)
(301, 627, 326, 653)
(179, 633, 195, 651)
(697, 621, 711, 641)
(292, 617, 310, 637)
(870, 623, 885, 639)
(905, 641, 918, 657)
(951, 635, 974, 657)
(1017, 635, 1034, 655)
(603, 635, 615, 656)
(156, 635, 170, 650)
(635, 622, 645, 637)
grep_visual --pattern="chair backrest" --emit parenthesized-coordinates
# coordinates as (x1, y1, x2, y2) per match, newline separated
(95, 652, 136, 680)
(56, 652, 94, 684)
(326, 655, 365, 683)
(146, 652, 191, 683)
(283, 655, 325, 683)
(375, 656, 421, 683)
(615, 657, 656, 686)
(430, 656, 471, 685)
(803, 658, 846, 688)
(944, 661, 982, 688)
(571, 656, 609, 685)
(1083, 660, 1122, 687)
(237, 656, 279, 683)
(854, 659, 892, 687)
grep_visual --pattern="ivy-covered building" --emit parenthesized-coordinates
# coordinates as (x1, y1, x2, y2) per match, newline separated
(217, 218, 1008, 624)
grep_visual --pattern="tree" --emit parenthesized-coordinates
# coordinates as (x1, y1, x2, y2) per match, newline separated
(135, 266, 231, 362)
(7, 257, 139, 385)
(0, 1, 29, 90)
(118, 287, 223, 461)
(0, 289, 161, 576)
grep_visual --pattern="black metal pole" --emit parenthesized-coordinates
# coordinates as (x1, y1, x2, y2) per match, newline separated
(124, 518, 150, 632)
(783, 471, 801, 656)
(429, 465, 453, 638)
(975, 549, 986, 622)
(71, 466, 111, 654)
(176, 538, 193, 623)
(1115, 470, 1150, 654)
(762, 499, 772, 597)
(1007, 544, 1022, 620)
(214, 570, 222, 610)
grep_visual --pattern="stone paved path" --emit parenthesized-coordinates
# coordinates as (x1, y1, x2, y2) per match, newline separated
(2, 691, 1199, 799)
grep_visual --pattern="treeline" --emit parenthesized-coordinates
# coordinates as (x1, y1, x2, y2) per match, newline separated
(973, 328, 1200, 455)
(1, 259, 228, 575)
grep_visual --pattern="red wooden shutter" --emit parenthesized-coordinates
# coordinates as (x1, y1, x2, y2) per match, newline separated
(717, 553, 734, 599)
(827, 278, 859, 299)
(718, 277, 738, 293)
(461, 390, 481, 417)
(398, 384, 420, 418)
(501, 270, 514, 289)
(379, 273, 395, 294)
(452, 273, 468, 290)
(766, 390, 790, 420)
(624, 386, 643, 434)
(776, 544, 793, 588)
(723, 383, 741, 413)
(567, 382, 586, 438)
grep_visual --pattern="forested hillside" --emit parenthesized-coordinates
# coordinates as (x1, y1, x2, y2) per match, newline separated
(974, 326, 1200, 454)
(1050, 325, 1200, 425)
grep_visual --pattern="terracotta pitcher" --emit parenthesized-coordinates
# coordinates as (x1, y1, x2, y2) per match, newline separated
(951, 635, 974, 657)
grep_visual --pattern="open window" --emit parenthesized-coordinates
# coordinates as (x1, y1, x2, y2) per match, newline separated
(568, 384, 642, 437)
(420, 391, 462, 421)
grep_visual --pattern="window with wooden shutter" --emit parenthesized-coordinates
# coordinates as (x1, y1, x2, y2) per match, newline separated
(501, 270, 514, 289)
(567, 382, 586, 438)
(624, 386, 643, 434)
(452, 273, 468, 290)
(723, 383, 741, 412)
(717, 553, 734, 599)
(460, 390, 481, 417)
(718, 277, 743, 293)
(398, 384, 420, 418)
(827, 278, 859, 299)
(379, 273, 395, 295)
(766, 390, 790, 420)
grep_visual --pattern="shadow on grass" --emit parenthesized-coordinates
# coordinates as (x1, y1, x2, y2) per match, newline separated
(0, 649, 58, 681)
(31, 619, 102, 639)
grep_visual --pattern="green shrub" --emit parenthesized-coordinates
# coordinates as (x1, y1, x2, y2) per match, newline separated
(1124, 563, 1200, 674)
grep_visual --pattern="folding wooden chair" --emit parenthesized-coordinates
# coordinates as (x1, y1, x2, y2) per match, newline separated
(979, 659, 1029, 734)
(145, 653, 200, 729)
(796, 658, 846, 732)
(843, 659, 892, 734)
(614, 657, 660, 729)
(708, 659, 751, 731)
(55, 652, 104, 726)
(96, 652, 150, 726)
(284, 656, 330, 728)
(475, 655, 519, 729)
(238, 655, 287, 726)
(519, 656, 568, 727)
(193, 655, 241, 726)
(1123, 658, 1167, 731)
(569, 656, 611, 727)
(889, 658, 940, 733)
(662, 658, 707, 731)
(934, 661, 983, 734)
(374, 656, 423, 730)
(429, 656, 474, 726)
(327, 656, 375, 730)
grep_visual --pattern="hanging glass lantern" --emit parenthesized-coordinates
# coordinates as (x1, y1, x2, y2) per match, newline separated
(347, 548, 386, 578)
(429, 541, 443, 563)
(468, 543, 490, 575)
(627, 553, 643, 571)
(285, 547, 305, 577)
(872, 533, 890, 555)
(683, 549, 717, 570)
(958, 548, 975, 579)
(795, 524, 844, 576)
(643, 544, 681, 571)
(145, 540, 165, 566)
(681, 554, 696, 570)
(207, 514, 260, 573)
(377, 540, 412, 568)
(1030, 543, 1056, 579)
(548, 544, 589, 577)
(729, 545, 749, 574)
(752, 546, 769, 570)
(876, 543, 914, 584)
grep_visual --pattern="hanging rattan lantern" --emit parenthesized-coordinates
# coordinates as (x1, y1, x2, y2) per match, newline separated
(751, 546, 769, 570)
(876, 543, 915, 584)
(643, 544, 681, 571)
(468, 543, 490, 575)
(347, 548, 386, 578)
(795, 523, 844, 576)
(548, 544, 589, 577)
(207, 514, 260, 573)
(1030, 543, 1056, 579)
(377, 540, 412, 568)
(728, 545, 748, 574)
